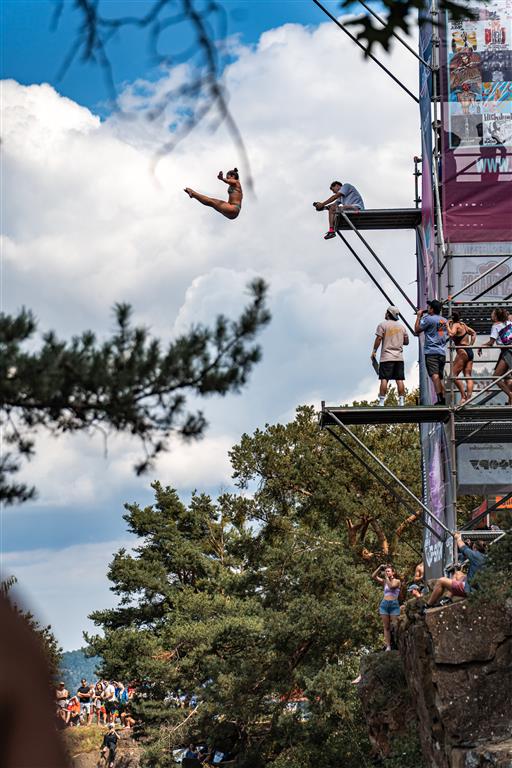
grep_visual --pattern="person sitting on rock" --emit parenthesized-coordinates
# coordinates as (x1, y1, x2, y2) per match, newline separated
(424, 532, 486, 609)
(407, 562, 428, 599)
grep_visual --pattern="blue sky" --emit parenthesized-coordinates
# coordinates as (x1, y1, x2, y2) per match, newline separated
(2, 0, 340, 111)
(2, 0, 420, 648)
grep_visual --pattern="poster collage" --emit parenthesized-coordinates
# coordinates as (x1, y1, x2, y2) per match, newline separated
(446, 0, 512, 147)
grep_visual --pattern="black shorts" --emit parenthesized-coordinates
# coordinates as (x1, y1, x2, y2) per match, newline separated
(378, 361, 405, 381)
(498, 348, 512, 370)
(425, 354, 446, 378)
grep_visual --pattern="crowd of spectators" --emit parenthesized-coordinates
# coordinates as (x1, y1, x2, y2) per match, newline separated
(55, 678, 136, 729)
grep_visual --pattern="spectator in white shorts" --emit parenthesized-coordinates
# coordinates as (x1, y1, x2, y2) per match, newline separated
(77, 678, 94, 725)
(478, 307, 512, 405)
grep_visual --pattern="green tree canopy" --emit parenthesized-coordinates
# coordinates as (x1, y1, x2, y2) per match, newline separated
(0, 279, 270, 505)
(1, 576, 63, 679)
(87, 404, 428, 766)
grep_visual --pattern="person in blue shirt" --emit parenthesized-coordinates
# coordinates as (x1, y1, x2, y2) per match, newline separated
(313, 180, 365, 239)
(415, 299, 449, 405)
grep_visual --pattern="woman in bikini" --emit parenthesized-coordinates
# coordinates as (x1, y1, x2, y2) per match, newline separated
(448, 311, 477, 403)
(184, 168, 242, 220)
(372, 563, 401, 651)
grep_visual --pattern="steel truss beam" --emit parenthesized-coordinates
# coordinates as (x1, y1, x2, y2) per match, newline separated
(324, 427, 444, 542)
(311, 0, 419, 103)
(325, 410, 452, 537)
(460, 491, 512, 531)
(336, 232, 416, 335)
(339, 211, 418, 313)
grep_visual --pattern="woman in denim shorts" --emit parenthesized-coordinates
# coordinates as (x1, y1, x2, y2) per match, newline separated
(372, 564, 401, 651)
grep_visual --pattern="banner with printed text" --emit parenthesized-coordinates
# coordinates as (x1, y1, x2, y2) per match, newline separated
(441, 0, 512, 242)
(418, 12, 454, 578)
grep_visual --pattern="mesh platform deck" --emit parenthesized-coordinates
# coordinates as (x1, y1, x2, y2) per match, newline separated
(334, 208, 421, 231)
(443, 301, 512, 335)
(455, 419, 512, 444)
(320, 404, 512, 428)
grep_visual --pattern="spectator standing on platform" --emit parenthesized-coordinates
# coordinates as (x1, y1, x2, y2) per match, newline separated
(77, 679, 94, 725)
(313, 181, 365, 240)
(448, 312, 477, 403)
(415, 300, 449, 404)
(372, 306, 409, 406)
(372, 564, 401, 651)
(478, 307, 512, 405)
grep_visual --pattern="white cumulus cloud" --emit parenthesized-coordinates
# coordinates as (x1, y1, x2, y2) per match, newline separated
(2, 17, 421, 646)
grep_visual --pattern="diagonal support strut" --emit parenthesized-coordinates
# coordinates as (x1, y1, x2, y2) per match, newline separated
(326, 409, 453, 537)
(340, 211, 418, 313)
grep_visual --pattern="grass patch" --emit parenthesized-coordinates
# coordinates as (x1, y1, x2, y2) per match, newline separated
(61, 725, 105, 757)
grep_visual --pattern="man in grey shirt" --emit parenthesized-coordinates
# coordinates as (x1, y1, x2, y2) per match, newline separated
(372, 306, 409, 406)
(313, 180, 365, 239)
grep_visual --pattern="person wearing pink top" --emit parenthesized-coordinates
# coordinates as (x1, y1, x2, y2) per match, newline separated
(372, 564, 401, 651)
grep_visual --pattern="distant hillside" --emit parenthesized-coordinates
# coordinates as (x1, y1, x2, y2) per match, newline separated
(60, 648, 101, 692)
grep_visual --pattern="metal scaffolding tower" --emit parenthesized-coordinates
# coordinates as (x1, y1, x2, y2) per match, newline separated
(314, 0, 511, 577)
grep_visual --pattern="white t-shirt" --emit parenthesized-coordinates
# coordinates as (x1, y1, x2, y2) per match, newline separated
(103, 684, 116, 700)
(490, 321, 512, 345)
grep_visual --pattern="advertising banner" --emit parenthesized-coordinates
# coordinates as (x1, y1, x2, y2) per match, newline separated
(448, 254, 512, 299)
(458, 442, 512, 492)
(418, 12, 455, 578)
(440, 0, 512, 243)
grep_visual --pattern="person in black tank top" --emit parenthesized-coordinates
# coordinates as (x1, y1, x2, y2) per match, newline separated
(448, 311, 476, 404)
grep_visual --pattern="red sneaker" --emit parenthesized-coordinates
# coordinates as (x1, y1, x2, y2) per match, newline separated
(324, 230, 336, 240)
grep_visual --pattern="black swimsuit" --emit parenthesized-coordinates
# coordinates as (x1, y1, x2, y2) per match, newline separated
(453, 326, 474, 361)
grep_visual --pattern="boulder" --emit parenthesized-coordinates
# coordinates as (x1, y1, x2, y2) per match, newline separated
(398, 598, 512, 768)
(451, 739, 512, 767)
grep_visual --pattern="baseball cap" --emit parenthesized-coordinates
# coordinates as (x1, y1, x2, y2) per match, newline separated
(387, 305, 400, 320)
(427, 299, 442, 314)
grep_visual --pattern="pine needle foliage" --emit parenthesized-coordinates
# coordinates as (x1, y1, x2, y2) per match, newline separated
(0, 279, 270, 504)
(87, 403, 426, 767)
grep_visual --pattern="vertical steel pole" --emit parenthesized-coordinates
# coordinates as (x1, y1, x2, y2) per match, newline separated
(431, 0, 457, 572)
(414, 156, 422, 208)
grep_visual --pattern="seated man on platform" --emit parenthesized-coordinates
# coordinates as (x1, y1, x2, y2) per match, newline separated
(371, 305, 409, 406)
(313, 180, 365, 240)
(423, 532, 486, 610)
(415, 300, 449, 405)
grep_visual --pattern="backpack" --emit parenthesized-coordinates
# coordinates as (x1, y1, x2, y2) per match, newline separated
(497, 322, 512, 345)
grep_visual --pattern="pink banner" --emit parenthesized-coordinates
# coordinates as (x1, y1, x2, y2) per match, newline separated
(440, 2, 512, 243)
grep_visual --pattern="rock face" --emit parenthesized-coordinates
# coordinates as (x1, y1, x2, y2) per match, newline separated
(68, 731, 141, 768)
(399, 598, 512, 768)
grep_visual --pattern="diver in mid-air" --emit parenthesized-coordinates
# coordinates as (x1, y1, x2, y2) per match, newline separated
(184, 168, 243, 220)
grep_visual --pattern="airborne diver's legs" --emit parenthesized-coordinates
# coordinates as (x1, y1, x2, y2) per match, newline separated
(184, 188, 239, 220)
